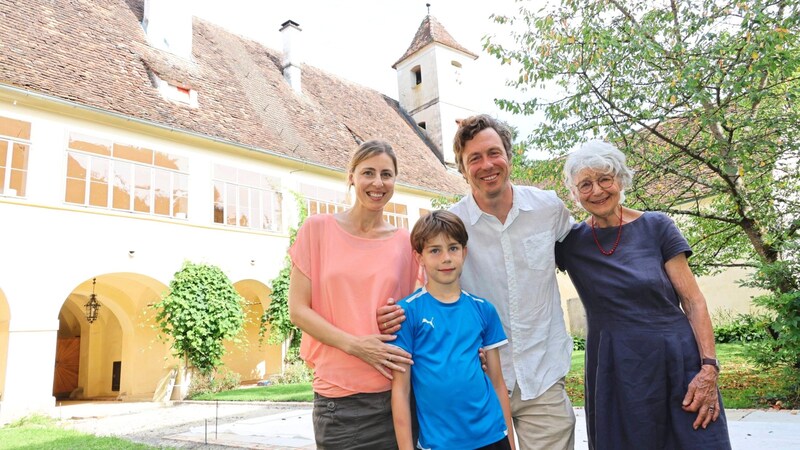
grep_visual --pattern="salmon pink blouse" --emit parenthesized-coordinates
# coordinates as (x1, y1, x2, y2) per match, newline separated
(289, 214, 418, 397)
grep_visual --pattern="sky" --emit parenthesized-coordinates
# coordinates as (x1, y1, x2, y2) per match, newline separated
(192, 0, 550, 152)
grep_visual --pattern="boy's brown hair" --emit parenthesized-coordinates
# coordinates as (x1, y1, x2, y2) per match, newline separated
(410, 210, 468, 253)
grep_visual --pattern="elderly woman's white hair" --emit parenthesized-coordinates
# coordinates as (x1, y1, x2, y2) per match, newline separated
(563, 140, 635, 205)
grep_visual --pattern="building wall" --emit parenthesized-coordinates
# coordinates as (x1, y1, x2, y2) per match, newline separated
(0, 94, 438, 419)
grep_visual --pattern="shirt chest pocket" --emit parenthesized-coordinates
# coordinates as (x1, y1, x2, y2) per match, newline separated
(522, 230, 555, 271)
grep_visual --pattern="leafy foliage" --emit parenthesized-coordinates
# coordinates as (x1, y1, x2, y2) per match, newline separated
(431, 194, 463, 210)
(153, 261, 245, 375)
(487, 0, 800, 374)
(712, 310, 773, 343)
(270, 360, 314, 384)
(746, 246, 800, 370)
(571, 334, 587, 351)
(188, 367, 242, 397)
(260, 193, 307, 359)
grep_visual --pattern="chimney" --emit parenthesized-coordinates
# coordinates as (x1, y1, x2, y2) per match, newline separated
(143, 0, 193, 60)
(280, 20, 303, 94)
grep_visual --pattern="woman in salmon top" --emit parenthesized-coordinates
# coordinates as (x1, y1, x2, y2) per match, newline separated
(288, 140, 419, 449)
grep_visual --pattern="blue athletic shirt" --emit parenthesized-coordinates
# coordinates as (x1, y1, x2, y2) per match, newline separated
(393, 288, 509, 450)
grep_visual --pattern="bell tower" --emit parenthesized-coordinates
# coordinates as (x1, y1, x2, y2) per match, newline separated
(393, 13, 479, 166)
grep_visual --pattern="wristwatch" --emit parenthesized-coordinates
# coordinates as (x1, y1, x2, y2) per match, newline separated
(701, 358, 720, 372)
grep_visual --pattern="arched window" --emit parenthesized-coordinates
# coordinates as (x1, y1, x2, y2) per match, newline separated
(411, 65, 422, 85)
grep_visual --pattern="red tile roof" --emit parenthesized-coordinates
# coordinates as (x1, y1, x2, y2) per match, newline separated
(392, 15, 478, 69)
(0, 0, 467, 195)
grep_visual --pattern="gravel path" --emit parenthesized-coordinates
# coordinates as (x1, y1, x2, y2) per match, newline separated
(59, 401, 311, 449)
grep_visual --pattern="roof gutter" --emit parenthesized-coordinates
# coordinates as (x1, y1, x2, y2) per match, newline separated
(0, 83, 457, 197)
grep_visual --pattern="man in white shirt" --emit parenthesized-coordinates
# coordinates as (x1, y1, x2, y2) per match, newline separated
(449, 115, 575, 450)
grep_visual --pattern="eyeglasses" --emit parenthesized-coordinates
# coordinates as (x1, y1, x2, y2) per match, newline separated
(576, 175, 616, 194)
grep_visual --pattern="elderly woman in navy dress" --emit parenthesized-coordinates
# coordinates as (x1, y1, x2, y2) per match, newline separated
(555, 140, 731, 449)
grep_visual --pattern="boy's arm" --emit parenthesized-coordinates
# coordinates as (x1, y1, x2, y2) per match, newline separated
(485, 348, 516, 450)
(391, 364, 415, 450)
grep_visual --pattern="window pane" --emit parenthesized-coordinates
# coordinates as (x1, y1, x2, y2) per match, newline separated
(214, 164, 236, 182)
(213, 181, 224, 224)
(133, 165, 151, 213)
(114, 143, 153, 164)
(0, 141, 7, 169)
(66, 152, 88, 179)
(174, 193, 188, 218)
(154, 151, 188, 171)
(89, 158, 109, 207)
(10, 169, 27, 196)
(0, 116, 31, 140)
(11, 143, 28, 170)
(153, 169, 171, 216)
(89, 180, 108, 207)
(395, 203, 407, 215)
(226, 185, 237, 225)
(173, 173, 188, 218)
(273, 192, 283, 229)
(70, 133, 111, 156)
(262, 193, 272, 230)
(0, 167, 5, 194)
(238, 186, 251, 227)
(65, 178, 86, 204)
(112, 160, 132, 210)
(238, 169, 259, 187)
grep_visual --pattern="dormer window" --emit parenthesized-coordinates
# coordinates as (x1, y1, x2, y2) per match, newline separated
(418, 122, 427, 130)
(411, 65, 422, 86)
(148, 70, 198, 107)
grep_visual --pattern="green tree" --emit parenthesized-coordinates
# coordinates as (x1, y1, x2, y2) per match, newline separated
(153, 261, 245, 375)
(486, 0, 799, 373)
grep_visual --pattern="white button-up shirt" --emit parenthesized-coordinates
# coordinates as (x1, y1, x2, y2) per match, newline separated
(450, 185, 573, 400)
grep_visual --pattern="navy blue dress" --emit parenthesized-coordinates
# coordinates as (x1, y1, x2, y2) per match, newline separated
(555, 212, 731, 450)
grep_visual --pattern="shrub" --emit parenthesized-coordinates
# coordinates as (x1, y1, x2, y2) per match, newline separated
(572, 334, 586, 351)
(153, 261, 245, 376)
(713, 310, 773, 344)
(271, 361, 313, 385)
(188, 367, 241, 397)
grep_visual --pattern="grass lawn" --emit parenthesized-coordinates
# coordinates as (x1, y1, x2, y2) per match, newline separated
(567, 342, 793, 408)
(0, 415, 167, 450)
(191, 382, 313, 402)
(200, 343, 793, 409)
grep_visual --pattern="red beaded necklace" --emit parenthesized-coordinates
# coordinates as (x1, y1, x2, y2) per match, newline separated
(591, 207, 624, 256)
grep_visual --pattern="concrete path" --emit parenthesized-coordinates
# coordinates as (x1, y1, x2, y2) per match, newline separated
(164, 404, 800, 449)
(55, 401, 800, 449)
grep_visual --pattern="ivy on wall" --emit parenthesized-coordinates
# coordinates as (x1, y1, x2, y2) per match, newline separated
(260, 193, 308, 361)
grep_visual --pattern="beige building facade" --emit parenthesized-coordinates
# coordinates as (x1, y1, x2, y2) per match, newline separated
(0, 0, 469, 420)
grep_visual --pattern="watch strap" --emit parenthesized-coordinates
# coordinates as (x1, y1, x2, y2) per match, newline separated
(701, 358, 720, 371)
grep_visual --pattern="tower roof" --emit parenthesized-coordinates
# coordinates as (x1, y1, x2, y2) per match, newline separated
(392, 15, 478, 69)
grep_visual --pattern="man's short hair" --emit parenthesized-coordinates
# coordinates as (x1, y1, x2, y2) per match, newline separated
(410, 210, 468, 254)
(452, 114, 514, 176)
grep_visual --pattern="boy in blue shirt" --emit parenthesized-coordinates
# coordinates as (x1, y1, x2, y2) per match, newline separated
(391, 210, 515, 450)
